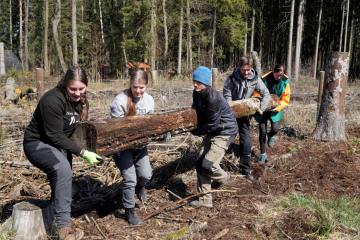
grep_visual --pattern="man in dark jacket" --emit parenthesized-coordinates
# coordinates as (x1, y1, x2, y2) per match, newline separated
(190, 66, 238, 208)
(223, 57, 270, 180)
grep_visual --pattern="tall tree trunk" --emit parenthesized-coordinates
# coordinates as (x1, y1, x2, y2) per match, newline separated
(122, 0, 128, 74)
(339, 1, 345, 51)
(150, 0, 156, 70)
(344, 0, 350, 51)
(162, 0, 168, 60)
(210, 8, 216, 68)
(313, 0, 323, 79)
(19, 0, 23, 70)
(72, 0, 78, 65)
(250, 8, 255, 52)
(177, 0, 183, 75)
(24, 0, 29, 71)
(287, 0, 295, 77)
(98, 0, 104, 44)
(259, 3, 263, 59)
(244, 20, 247, 56)
(9, 0, 13, 49)
(294, 0, 305, 82)
(348, 17, 354, 70)
(43, 0, 49, 74)
(186, 0, 192, 71)
(53, 0, 66, 73)
(313, 52, 349, 141)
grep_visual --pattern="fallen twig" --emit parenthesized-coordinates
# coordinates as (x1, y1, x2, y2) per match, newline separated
(143, 189, 236, 222)
(211, 228, 229, 240)
(274, 221, 292, 240)
(90, 216, 108, 240)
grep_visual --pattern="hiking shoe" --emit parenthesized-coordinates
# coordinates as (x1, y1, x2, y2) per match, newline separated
(268, 136, 276, 148)
(125, 208, 142, 225)
(258, 153, 267, 164)
(58, 226, 84, 240)
(135, 186, 148, 203)
(188, 200, 213, 208)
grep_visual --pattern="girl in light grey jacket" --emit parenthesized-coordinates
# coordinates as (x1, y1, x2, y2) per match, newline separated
(110, 69, 154, 225)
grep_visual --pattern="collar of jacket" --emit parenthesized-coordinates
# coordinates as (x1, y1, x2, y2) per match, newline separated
(194, 85, 211, 96)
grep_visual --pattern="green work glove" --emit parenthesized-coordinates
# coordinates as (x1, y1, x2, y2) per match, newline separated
(82, 150, 102, 165)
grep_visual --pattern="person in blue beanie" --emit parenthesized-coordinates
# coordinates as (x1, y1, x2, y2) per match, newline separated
(223, 57, 270, 181)
(189, 66, 238, 208)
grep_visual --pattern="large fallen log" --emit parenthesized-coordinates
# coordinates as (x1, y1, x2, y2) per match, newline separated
(72, 98, 264, 156)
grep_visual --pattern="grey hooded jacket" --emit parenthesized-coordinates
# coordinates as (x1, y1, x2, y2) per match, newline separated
(223, 68, 271, 112)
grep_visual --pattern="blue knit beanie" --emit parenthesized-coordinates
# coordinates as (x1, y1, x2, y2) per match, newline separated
(192, 66, 212, 86)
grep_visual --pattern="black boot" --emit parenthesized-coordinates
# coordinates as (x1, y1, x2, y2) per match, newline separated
(135, 186, 148, 203)
(125, 208, 142, 225)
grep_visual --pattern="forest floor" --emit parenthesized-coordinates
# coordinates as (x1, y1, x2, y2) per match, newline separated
(0, 76, 360, 240)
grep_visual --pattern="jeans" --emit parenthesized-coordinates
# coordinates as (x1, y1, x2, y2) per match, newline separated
(259, 112, 280, 153)
(237, 117, 252, 174)
(114, 148, 152, 209)
(23, 140, 72, 228)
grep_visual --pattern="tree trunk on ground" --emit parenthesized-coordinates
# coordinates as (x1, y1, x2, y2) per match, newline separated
(72, 0, 78, 65)
(72, 98, 274, 156)
(210, 8, 216, 68)
(12, 201, 53, 240)
(162, 0, 168, 61)
(294, 0, 305, 82)
(339, 1, 345, 51)
(9, 0, 13, 49)
(313, 0, 323, 79)
(19, 0, 23, 71)
(344, 0, 350, 51)
(186, 0, 192, 71)
(313, 52, 349, 141)
(24, 0, 29, 71)
(43, 0, 49, 74)
(150, 0, 157, 70)
(53, 0, 66, 73)
(250, 8, 255, 52)
(287, 0, 295, 77)
(177, 0, 183, 75)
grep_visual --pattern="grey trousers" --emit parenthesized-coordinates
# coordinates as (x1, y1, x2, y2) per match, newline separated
(196, 135, 234, 205)
(23, 140, 72, 228)
(114, 148, 152, 209)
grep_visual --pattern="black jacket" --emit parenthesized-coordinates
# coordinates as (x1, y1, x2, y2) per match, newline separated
(192, 87, 238, 136)
(24, 87, 83, 155)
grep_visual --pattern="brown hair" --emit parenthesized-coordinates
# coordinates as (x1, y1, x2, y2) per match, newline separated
(57, 66, 89, 121)
(273, 64, 286, 73)
(238, 56, 252, 68)
(127, 70, 149, 116)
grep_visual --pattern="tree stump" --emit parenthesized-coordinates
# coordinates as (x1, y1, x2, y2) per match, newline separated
(313, 52, 349, 141)
(4, 77, 16, 102)
(12, 200, 53, 240)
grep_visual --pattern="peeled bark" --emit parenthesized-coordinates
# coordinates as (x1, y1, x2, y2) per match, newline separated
(313, 52, 349, 141)
(72, 98, 264, 156)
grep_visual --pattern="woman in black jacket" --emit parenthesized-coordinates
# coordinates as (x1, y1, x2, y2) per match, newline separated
(190, 66, 238, 208)
(23, 66, 101, 240)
